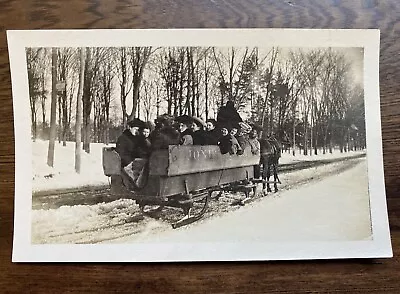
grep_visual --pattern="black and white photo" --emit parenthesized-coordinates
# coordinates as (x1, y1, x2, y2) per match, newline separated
(8, 29, 392, 262)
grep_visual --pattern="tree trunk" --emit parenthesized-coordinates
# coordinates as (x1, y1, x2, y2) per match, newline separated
(57, 94, 62, 143)
(47, 48, 57, 167)
(62, 88, 68, 146)
(292, 116, 296, 156)
(303, 119, 308, 156)
(75, 48, 84, 173)
(83, 47, 91, 153)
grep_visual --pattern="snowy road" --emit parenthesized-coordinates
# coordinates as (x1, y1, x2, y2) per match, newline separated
(118, 158, 371, 243)
(31, 156, 371, 244)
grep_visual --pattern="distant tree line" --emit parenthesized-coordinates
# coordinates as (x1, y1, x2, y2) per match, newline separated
(26, 46, 365, 171)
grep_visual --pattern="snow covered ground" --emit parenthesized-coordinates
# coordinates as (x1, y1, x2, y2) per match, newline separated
(31, 139, 366, 193)
(32, 140, 113, 193)
(31, 156, 370, 244)
(115, 159, 372, 243)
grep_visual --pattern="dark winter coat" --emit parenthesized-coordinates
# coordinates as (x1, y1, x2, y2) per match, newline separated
(218, 134, 242, 155)
(217, 104, 243, 130)
(116, 129, 139, 167)
(150, 126, 180, 150)
(136, 135, 152, 158)
(192, 129, 208, 145)
(204, 129, 220, 145)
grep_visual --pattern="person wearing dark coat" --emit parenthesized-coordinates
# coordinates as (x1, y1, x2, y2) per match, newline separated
(204, 119, 220, 145)
(191, 117, 208, 145)
(136, 124, 152, 158)
(150, 114, 180, 150)
(217, 126, 242, 155)
(116, 118, 149, 189)
(116, 118, 145, 167)
(217, 100, 243, 130)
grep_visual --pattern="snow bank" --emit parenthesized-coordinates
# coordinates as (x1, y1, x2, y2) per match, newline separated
(32, 140, 113, 193)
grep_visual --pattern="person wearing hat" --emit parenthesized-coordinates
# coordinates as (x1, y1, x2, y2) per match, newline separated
(217, 124, 242, 155)
(136, 122, 152, 159)
(176, 115, 193, 146)
(116, 118, 145, 167)
(116, 118, 149, 188)
(235, 125, 251, 154)
(248, 126, 261, 155)
(150, 114, 180, 150)
(204, 119, 220, 145)
(191, 117, 208, 145)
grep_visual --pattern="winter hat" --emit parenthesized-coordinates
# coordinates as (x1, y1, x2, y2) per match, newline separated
(238, 122, 252, 134)
(206, 119, 217, 127)
(192, 116, 206, 128)
(127, 118, 145, 128)
(176, 115, 193, 126)
(155, 114, 174, 127)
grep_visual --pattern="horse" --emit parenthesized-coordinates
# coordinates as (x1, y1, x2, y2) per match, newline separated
(259, 136, 281, 193)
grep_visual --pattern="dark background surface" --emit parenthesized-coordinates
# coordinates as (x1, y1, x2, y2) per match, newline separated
(0, 1, 399, 293)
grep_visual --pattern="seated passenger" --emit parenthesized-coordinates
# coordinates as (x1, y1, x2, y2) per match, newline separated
(116, 118, 144, 167)
(150, 114, 180, 150)
(176, 115, 193, 145)
(136, 123, 152, 158)
(116, 118, 147, 188)
(248, 127, 261, 155)
(218, 126, 242, 155)
(236, 130, 249, 153)
(191, 117, 207, 145)
(204, 119, 220, 145)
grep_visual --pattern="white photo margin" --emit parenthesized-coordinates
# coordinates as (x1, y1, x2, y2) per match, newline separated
(7, 29, 392, 262)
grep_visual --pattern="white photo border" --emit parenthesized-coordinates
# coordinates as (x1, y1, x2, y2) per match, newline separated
(7, 29, 392, 262)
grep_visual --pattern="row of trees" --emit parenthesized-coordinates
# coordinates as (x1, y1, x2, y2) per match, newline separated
(27, 46, 365, 171)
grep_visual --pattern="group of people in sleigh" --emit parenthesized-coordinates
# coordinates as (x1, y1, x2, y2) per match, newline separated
(116, 101, 281, 192)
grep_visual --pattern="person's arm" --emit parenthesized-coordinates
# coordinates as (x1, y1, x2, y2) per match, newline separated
(251, 139, 260, 155)
(181, 134, 193, 145)
(116, 136, 133, 167)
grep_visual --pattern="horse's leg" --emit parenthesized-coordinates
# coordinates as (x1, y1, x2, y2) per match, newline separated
(266, 157, 272, 193)
(273, 160, 278, 192)
(260, 155, 268, 194)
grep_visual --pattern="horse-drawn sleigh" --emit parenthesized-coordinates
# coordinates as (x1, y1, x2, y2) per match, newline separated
(103, 142, 280, 228)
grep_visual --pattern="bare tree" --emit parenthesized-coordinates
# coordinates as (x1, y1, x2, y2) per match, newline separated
(116, 47, 133, 127)
(82, 47, 107, 153)
(128, 47, 153, 122)
(212, 47, 251, 107)
(75, 48, 85, 173)
(260, 48, 279, 131)
(27, 48, 48, 141)
(56, 48, 74, 146)
(288, 50, 307, 155)
(47, 48, 58, 167)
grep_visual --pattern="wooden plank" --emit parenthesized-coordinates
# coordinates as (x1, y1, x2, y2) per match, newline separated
(149, 145, 260, 176)
(157, 166, 254, 197)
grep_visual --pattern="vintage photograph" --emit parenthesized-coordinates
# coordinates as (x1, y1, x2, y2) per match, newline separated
(8, 29, 391, 261)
